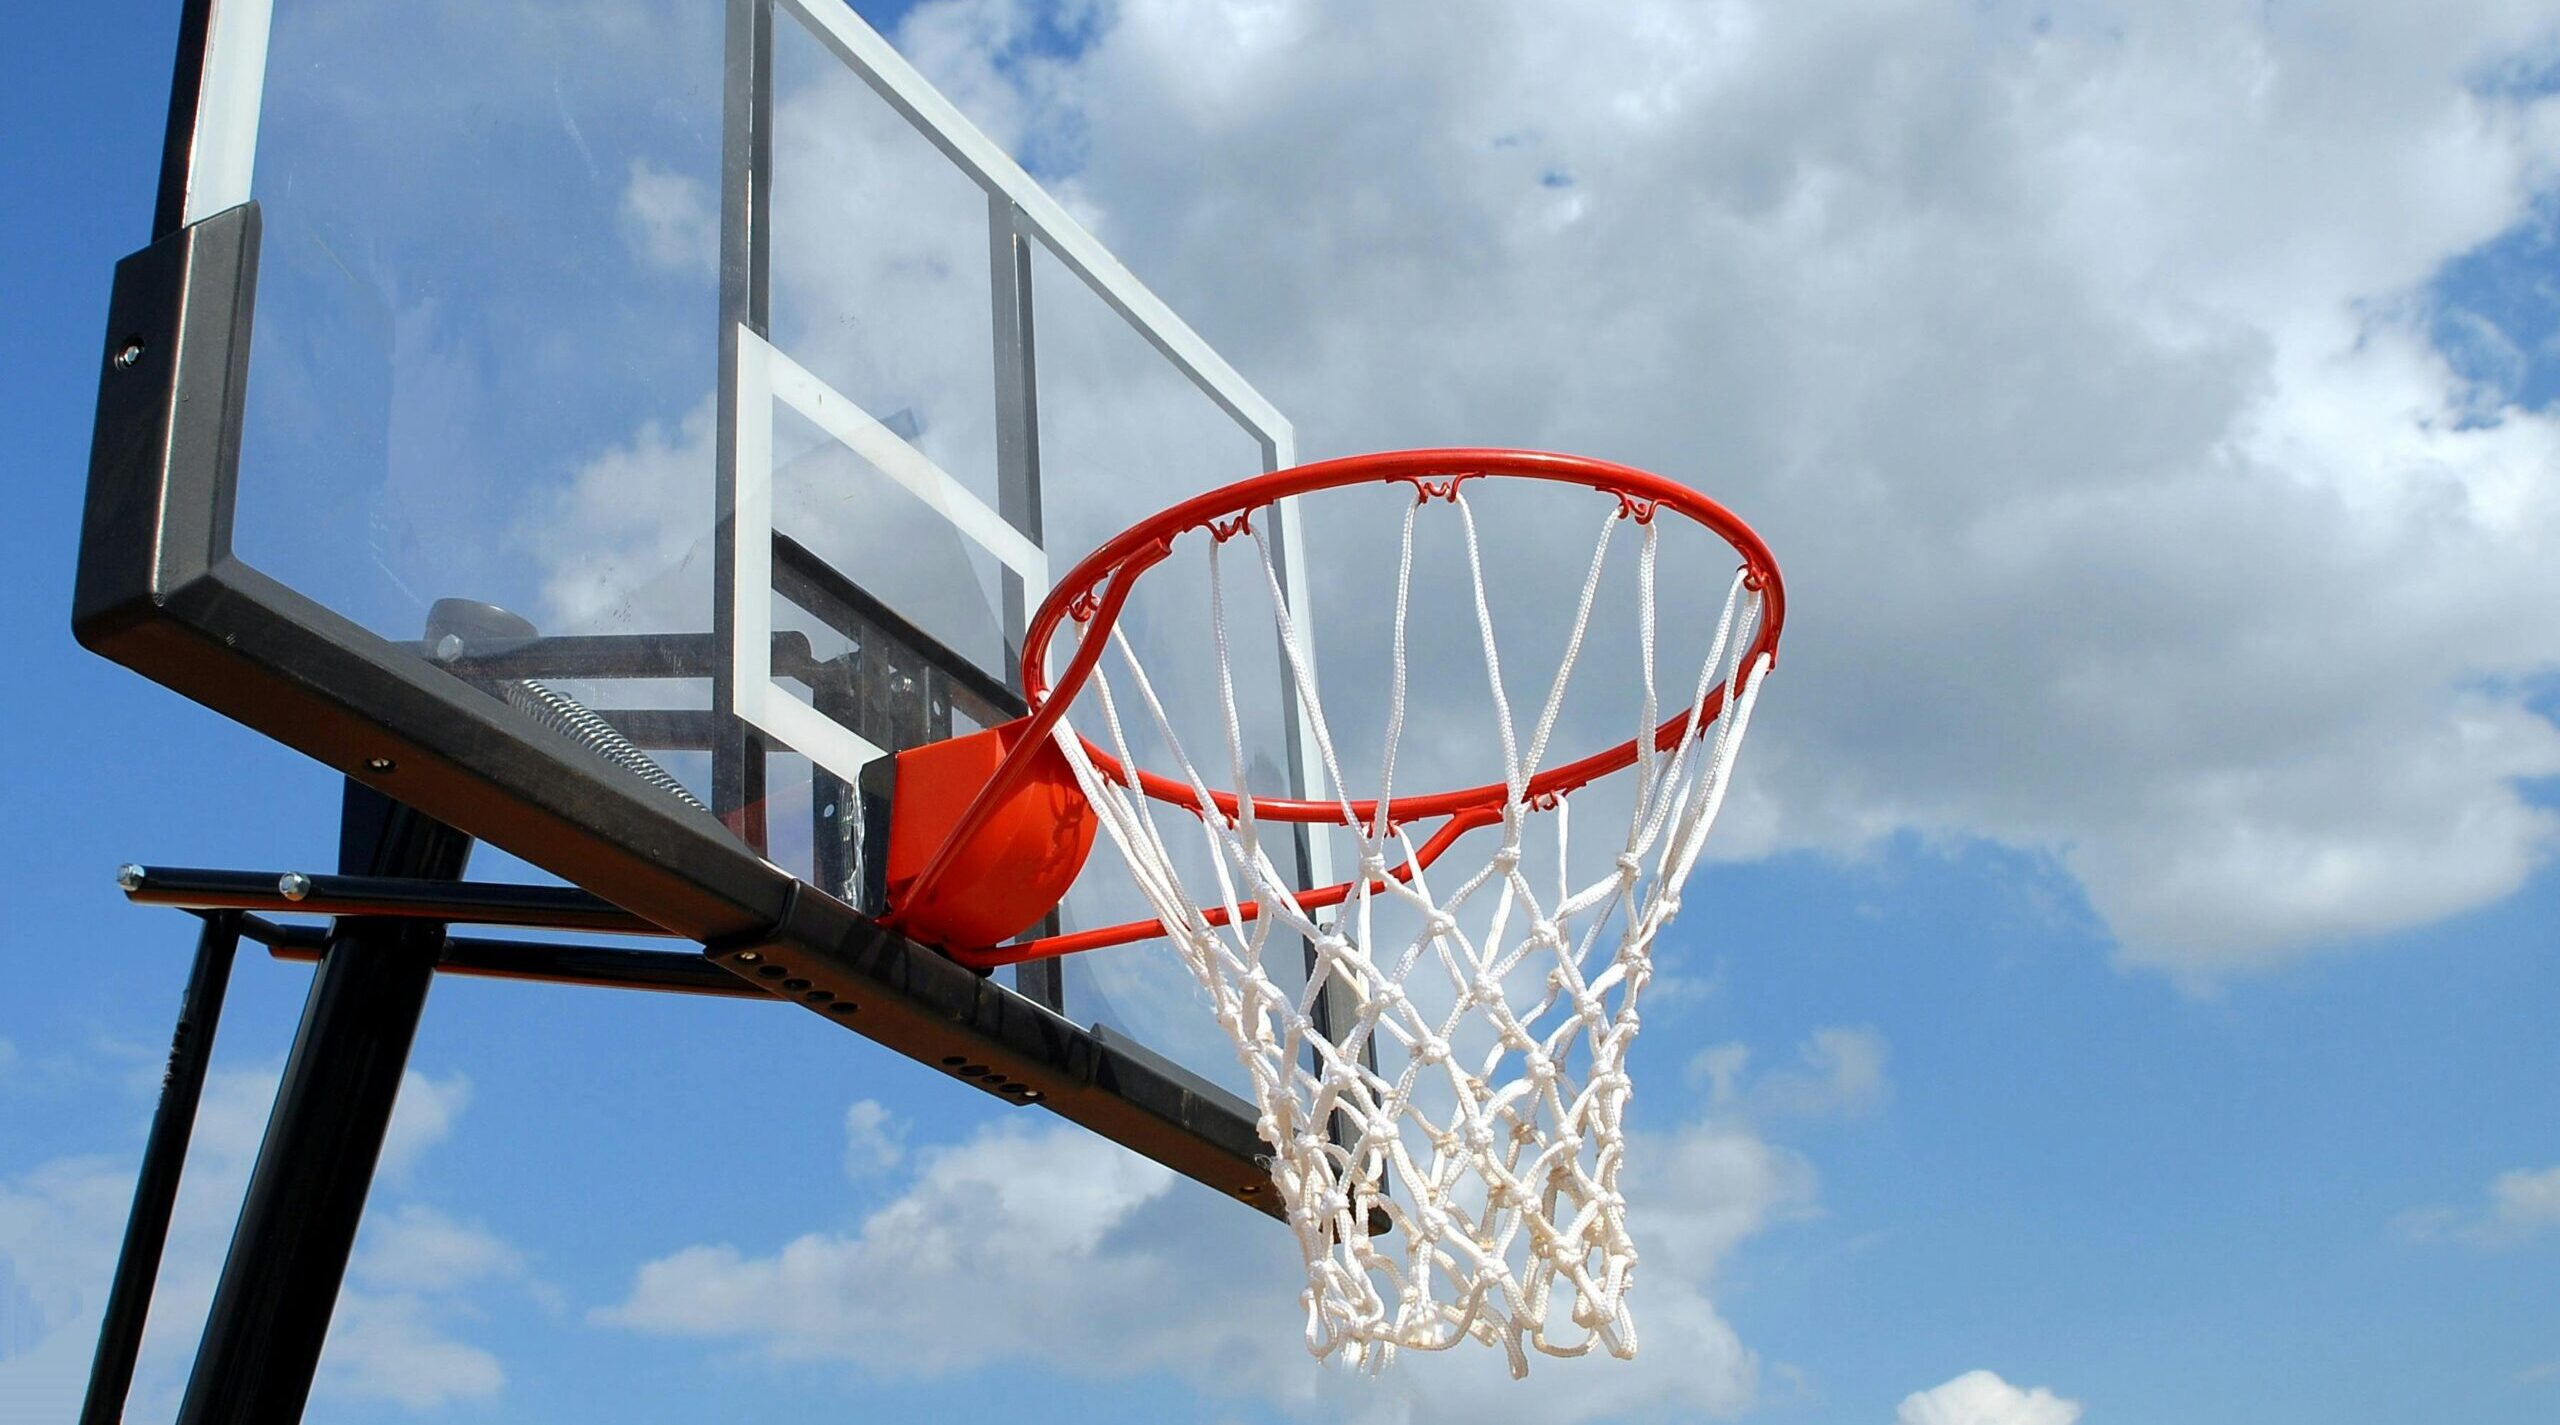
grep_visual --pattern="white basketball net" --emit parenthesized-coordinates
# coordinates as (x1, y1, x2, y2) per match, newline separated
(1046, 489, 1771, 1376)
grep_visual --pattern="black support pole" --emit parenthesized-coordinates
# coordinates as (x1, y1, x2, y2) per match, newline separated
(171, 785, 471, 1425)
(79, 911, 242, 1425)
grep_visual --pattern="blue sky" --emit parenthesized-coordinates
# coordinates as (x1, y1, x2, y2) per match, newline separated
(7, 3, 2560, 1424)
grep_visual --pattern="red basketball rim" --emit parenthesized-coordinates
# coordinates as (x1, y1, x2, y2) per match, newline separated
(1022, 447, 1785, 828)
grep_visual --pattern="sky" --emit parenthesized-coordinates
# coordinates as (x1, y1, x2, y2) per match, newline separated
(5, 1, 2560, 1423)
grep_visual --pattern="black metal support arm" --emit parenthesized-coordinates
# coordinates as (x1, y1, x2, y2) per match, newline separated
(79, 913, 242, 1425)
(258, 928, 767, 999)
(120, 864, 664, 935)
(173, 785, 473, 1425)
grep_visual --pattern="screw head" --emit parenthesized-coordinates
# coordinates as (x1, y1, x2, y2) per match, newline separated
(277, 872, 313, 902)
(111, 338, 145, 370)
(736, 950, 761, 963)
(364, 756, 396, 773)
(115, 863, 146, 892)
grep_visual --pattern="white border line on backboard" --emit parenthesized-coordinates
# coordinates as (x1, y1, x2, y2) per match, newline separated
(182, 0, 276, 225)
(734, 326, 1056, 788)
(775, 0, 1289, 445)
(763, 342, 1046, 584)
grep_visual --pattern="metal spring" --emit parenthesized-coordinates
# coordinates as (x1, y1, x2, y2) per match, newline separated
(503, 680, 708, 814)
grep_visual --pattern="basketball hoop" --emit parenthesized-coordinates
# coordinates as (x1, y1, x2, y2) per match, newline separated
(880, 448, 1784, 1375)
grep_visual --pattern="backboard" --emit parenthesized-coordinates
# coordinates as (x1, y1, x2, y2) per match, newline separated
(77, 0, 1329, 1206)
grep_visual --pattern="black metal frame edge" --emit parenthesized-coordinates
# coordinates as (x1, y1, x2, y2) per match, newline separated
(149, 0, 217, 240)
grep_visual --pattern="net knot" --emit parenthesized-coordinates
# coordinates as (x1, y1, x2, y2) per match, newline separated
(1426, 910, 1459, 939)
(1615, 852, 1645, 881)
(1310, 935, 1355, 978)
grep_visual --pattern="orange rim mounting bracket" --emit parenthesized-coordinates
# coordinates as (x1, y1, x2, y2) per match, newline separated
(878, 720, 1097, 952)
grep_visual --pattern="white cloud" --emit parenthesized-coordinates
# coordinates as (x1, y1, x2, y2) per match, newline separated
(1787, 1027, 1892, 1117)
(526, 397, 719, 636)
(595, 1123, 1213, 1377)
(1691, 1041, 1753, 1106)
(2475, 1164, 2560, 1242)
(315, 1293, 505, 1410)
(350, 1204, 525, 1294)
(1000, 0, 2560, 979)
(379, 1071, 471, 1181)
(599, 1104, 1812, 1416)
(1693, 1026, 1892, 1120)
(841, 1100, 907, 1181)
(0, 1062, 518, 1419)
(1897, 1369, 2084, 1425)
(2400, 1163, 2560, 1248)
(619, 159, 720, 276)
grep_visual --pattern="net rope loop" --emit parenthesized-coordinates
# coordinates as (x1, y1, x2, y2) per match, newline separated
(928, 449, 1783, 1375)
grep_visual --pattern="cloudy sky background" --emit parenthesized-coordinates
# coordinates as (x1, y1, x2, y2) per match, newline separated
(7, 0, 2560, 1421)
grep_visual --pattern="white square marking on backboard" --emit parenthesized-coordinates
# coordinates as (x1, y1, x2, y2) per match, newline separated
(731, 325, 1050, 787)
